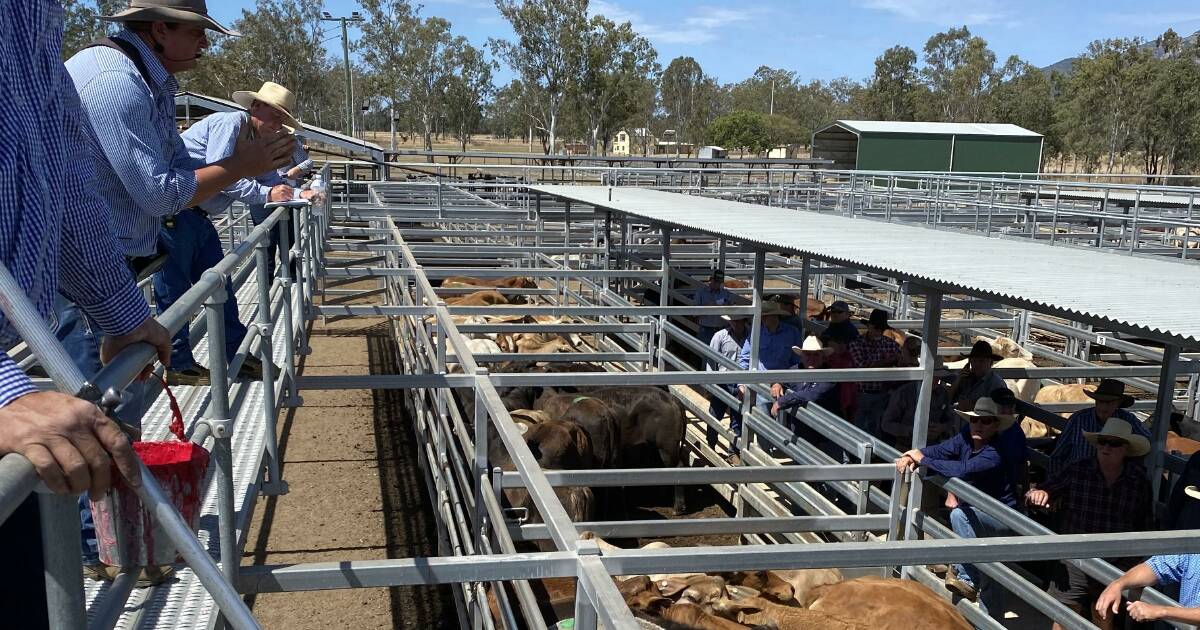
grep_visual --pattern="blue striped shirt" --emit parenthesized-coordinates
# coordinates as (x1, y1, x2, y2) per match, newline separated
(183, 112, 269, 215)
(0, 1, 150, 406)
(65, 30, 201, 256)
(1148, 554, 1200, 607)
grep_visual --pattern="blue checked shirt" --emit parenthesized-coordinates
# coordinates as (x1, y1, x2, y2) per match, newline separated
(0, 1, 150, 406)
(66, 30, 201, 256)
(1148, 554, 1200, 607)
(1047, 407, 1149, 476)
(183, 112, 270, 215)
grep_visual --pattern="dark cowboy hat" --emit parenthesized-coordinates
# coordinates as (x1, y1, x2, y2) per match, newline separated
(1085, 379, 1135, 408)
(963, 340, 1003, 362)
(102, 0, 240, 36)
(861, 308, 892, 330)
(706, 270, 725, 281)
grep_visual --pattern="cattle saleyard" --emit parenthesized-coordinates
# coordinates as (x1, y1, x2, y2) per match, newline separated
(35, 167, 1199, 628)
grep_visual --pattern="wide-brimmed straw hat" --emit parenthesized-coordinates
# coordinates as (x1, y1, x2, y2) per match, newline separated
(102, 0, 240, 36)
(963, 340, 1003, 362)
(791, 336, 830, 355)
(1083, 417, 1151, 457)
(232, 82, 301, 130)
(955, 397, 1016, 431)
(1185, 485, 1200, 501)
(1085, 379, 1135, 408)
(720, 313, 749, 322)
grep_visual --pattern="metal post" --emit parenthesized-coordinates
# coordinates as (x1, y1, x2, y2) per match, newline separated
(739, 250, 766, 454)
(902, 289, 941, 572)
(1151, 345, 1181, 498)
(340, 17, 353, 136)
(201, 273, 240, 623)
(254, 239, 286, 495)
(798, 255, 810, 336)
(473, 368, 489, 554)
(657, 227, 671, 373)
(39, 492, 87, 629)
(227, 204, 237, 250)
(277, 211, 302, 407)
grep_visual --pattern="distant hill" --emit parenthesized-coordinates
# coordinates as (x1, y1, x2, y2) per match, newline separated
(1039, 29, 1200, 76)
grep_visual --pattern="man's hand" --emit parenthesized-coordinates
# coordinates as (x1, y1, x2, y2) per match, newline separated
(737, 385, 746, 400)
(770, 383, 784, 399)
(232, 122, 296, 176)
(299, 189, 323, 203)
(1126, 601, 1164, 622)
(0, 392, 141, 496)
(1095, 582, 1124, 620)
(1026, 488, 1051, 508)
(100, 317, 171, 381)
(268, 184, 294, 202)
(770, 402, 781, 418)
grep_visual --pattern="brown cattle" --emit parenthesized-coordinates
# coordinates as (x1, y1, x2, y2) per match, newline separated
(662, 601, 751, 630)
(534, 392, 620, 468)
(442, 275, 538, 289)
(772, 568, 843, 605)
(1167, 431, 1200, 456)
(723, 278, 750, 289)
(712, 592, 867, 630)
(883, 328, 907, 346)
(806, 576, 971, 630)
(723, 571, 795, 603)
(1026, 383, 1095, 438)
(444, 290, 510, 306)
(500, 334, 577, 354)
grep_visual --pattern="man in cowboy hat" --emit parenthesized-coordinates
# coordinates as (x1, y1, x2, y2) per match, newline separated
(62, 1, 295, 389)
(1026, 418, 1153, 630)
(823, 299, 859, 341)
(152, 82, 316, 384)
(948, 340, 1006, 411)
(881, 338, 958, 448)
(737, 300, 804, 417)
(1096, 488, 1200, 626)
(1049, 379, 1151, 476)
(897, 397, 1019, 615)
(847, 308, 901, 435)
(767, 294, 803, 330)
(693, 270, 735, 344)
(771, 336, 839, 420)
(706, 313, 749, 452)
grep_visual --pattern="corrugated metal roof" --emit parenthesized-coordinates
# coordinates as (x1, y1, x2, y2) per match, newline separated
(827, 120, 1042, 138)
(531, 185, 1200, 346)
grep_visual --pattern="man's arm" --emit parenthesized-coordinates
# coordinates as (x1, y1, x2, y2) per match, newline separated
(1095, 562, 1161, 620)
(188, 122, 295, 207)
(200, 116, 274, 205)
(1126, 602, 1200, 624)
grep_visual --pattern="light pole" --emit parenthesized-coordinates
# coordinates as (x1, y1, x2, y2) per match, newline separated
(321, 11, 363, 137)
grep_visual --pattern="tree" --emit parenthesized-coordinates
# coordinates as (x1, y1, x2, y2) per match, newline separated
(922, 26, 996, 122)
(1056, 38, 1149, 172)
(863, 45, 919, 120)
(707, 111, 771, 156)
(445, 44, 495, 152)
(989, 56, 1056, 166)
(62, 0, 123, 59)
(490, 0, 588, 155)
(401, 16, 462, 151)
(179, 0, 335, 127)
(660, 56, 720, 150)
(358, 0, 417, 150)
(574, 15, 656, 154)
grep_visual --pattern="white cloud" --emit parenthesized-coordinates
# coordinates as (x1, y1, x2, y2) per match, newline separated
(859, 0, 1005, 26)
(590, 1, 758, 45)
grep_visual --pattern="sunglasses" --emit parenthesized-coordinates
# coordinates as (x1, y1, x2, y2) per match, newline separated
(968, 416, 999, 426)
(1096, 437, 1128, 448)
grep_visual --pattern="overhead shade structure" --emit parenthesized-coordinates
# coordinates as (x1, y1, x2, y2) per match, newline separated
(811, 120, 1043, 173)
(175, 91, 385, 163)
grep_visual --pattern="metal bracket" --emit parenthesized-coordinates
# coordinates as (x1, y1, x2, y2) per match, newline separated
(502, 507, 528, 524)
(575, 539, 601, 557)
(201, 418, 233, 439)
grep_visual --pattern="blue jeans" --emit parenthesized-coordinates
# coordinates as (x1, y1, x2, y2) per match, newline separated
(950, 505, 1010, 617)
(706, 385, 743, 451)
(154, 209, 247, 371)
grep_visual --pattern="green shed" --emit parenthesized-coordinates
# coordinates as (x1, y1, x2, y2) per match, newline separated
(811, 120, 1043, 173)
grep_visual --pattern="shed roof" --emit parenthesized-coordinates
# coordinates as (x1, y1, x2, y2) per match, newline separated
(529, 185, 1200, 346)
(175, 91, 386, 162)
(820, 120, 1042, 138)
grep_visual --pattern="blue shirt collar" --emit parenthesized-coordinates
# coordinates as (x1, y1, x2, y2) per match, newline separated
(114, 30, 174, 92)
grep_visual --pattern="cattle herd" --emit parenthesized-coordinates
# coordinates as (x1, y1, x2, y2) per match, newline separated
(430, 273, 1191, 628)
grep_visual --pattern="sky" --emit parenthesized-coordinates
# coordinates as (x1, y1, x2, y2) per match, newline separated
(204, 0, 1200, 84)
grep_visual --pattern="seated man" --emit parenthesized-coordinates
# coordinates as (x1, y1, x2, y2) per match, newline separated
(1049, 379, 1151, 476)
(767, 294, 803, 330)
(1166, 449, 1200, 530)
(1096, 489, 1200, 625)
(706, 314, 749, 451)
(693, 271, 734, 344)
(822, 300, 859, 341)
(948, 340, 1006, 411)
(771, 336, 840, 422)
(896, 397, 1018, 616)
(990, 387, 1030, 492)
(848, 308, 901, 435)
(1026, 419, 1152, 630)
(880, 338, 957, 448)
(821, 327, 858, 421)
(737, 301, 802, 417)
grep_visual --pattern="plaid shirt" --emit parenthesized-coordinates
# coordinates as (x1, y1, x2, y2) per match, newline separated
(1048, 407, 1149, 476)
(848, 335, 900, 393)
(1039, 458, 1152, 535)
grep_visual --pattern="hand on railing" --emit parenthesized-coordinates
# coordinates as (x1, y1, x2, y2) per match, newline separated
(0, 391, 141, 496)
(99, 317, 172, 382)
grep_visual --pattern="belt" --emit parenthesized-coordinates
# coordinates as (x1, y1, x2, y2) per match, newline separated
(163, 206, 207, 229)
(126, 252, 167, 282)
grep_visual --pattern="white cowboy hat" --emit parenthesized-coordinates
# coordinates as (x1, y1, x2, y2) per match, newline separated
(955, 397, 1016, 431)
(1083, 418, 1151, 457)
(102, 0, 240, 36)
(1186, 485, 1200, 501)
(720, 314, 750, 322)
(791, 336, 829, 355)
(232, 82, 300, 130)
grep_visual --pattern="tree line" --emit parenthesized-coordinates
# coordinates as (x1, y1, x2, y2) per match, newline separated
(61, 0, 1200, 173)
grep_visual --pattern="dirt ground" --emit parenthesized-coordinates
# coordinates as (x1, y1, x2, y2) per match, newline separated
(243, 294, 456, 628)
